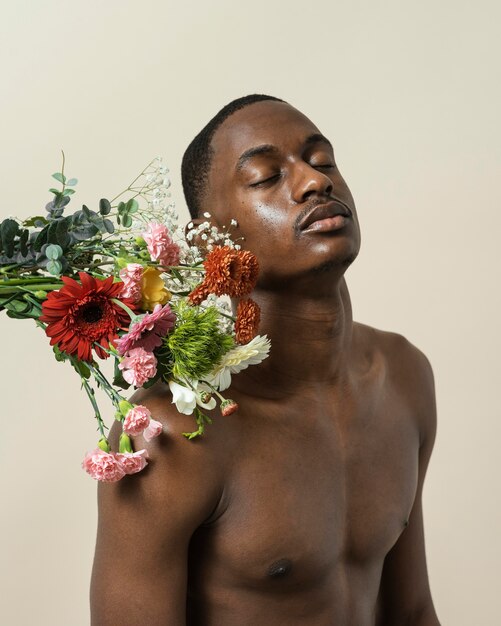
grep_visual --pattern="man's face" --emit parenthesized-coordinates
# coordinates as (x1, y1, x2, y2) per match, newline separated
(204, 101, 361, 288)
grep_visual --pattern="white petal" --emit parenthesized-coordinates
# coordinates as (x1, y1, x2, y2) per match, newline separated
(168, 380, 197, 415)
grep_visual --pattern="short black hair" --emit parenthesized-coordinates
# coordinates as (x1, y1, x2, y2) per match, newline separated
(181, 93, 286, 220)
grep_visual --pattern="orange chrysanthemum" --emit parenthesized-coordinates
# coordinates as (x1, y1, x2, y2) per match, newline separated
(39, 272, 137, 362)
(234, 298, 261, 344)
(187, 246, 259, 303)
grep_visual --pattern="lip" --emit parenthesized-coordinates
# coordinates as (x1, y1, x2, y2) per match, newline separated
(299, 200, 351, 232)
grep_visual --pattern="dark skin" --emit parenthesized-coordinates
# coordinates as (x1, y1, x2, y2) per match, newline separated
(90, 101, 441, 625)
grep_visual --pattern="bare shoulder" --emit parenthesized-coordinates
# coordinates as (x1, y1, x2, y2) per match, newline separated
(105, 380, 226, 525)
(354, 321, 437, 445)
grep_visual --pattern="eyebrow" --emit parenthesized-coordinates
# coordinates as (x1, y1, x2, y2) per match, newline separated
(235, 133, 333, 172)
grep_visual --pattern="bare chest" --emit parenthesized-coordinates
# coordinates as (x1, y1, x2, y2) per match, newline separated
(187, 371, 420, 600)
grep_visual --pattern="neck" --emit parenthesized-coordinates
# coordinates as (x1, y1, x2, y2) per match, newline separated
(232, 275, 354, 398)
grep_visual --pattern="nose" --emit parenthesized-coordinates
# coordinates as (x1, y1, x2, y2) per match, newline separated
(291, 161, 334, 204)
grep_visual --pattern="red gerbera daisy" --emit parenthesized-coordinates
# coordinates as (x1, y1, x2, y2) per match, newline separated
(39, 271, 137, 362)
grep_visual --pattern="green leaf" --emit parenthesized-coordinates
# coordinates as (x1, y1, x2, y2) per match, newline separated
(62, 188, 75, 196)
(66, 178, 78, 186)
(82, 205, 92, 219)
(23, 215, 48, 227)
(52, 345, 68, 362)
(117, 201, 126, 216)
(71, 224, 99, 241)
(55, 217, 70, 248)
(52, 172, 66, 184)
(19, 229, 29, 256)
(45, 243, 63, 260)
(113, 360, 130, 390)
(99, 198, 111, 215)
(126, 198, 139, 214)
(33, 224, 49, 251)
(49, 188, 62, 195)
(103, 218, 114, 234)
(70, 359, 91, 379)
(46, 259, 62, 275)
(122, 214, 133, 228)
(47, 220, 60, 244)
(0, 219, 20, 257)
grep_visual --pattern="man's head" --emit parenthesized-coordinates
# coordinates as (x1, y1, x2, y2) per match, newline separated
(181, 95, 361, 289)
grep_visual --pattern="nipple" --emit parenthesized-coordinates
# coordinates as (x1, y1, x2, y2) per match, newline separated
(267, 558, 292, 578)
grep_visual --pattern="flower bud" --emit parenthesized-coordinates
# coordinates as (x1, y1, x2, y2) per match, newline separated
(118, 399, 134, 416)
(135, 236, 146, 247)
(221, 399, 239, 416)
(114, 411, 123, 422)
(119, 432, 133, 454)
(97, 437, 111, 452)
(199, 391, 212, 404)
(34, 290, 48, 299)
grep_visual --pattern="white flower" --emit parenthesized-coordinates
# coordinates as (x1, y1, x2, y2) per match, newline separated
(205, 335, 271, 391)
(168, 379, 217, 415)
(203, 211, 211, 218)
(230, 219, 238, 226)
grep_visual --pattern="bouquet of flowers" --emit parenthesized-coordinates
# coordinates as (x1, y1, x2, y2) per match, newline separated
(0, 155, 270, 482)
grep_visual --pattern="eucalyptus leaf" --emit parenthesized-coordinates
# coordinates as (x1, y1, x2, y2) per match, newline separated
(55, 218, 70, 248)
(47, 221, 60, 244)
(122, 214, 133, 228)
(103, 218, 114, 234)
(71, 224, 99, 241)
(52, 172, 66, 184)
(0, 219, 19, 257)
(66, 178, 78, 186)
(125, 198, 139, 214)
(99, 198, 111, 215)
(53, 195, 70, 210)
(46, 259, 62, 275)
(33, 225, 49, 251)
(82, 205, 92, 219)
(19, 229, 29, 257)
(45, 243, 63, 260)
(62, 188, 76, 196)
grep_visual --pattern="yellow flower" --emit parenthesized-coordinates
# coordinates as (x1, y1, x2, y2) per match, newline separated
(140, 267, 171, 311)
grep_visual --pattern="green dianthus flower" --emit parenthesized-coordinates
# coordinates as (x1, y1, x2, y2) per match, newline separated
(166, 302, 234, 381)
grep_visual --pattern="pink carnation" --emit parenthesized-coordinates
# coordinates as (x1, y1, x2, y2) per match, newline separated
(82, 448, 126, 482)
(119, 347, 157, 387)
(142, 222, 181, 267)
(144, 418, 163, 442)
(116, 303, 176, 355)
(116, 449, 149, 475)
(119, 263, 143, 302)
(123, 405, 152, 436)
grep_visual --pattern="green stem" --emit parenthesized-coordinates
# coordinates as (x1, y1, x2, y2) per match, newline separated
(87, 363, 123, 405)
(111, 298, 139, 321)
(79, 372, 107, 438)
(0, 283, 63, 295)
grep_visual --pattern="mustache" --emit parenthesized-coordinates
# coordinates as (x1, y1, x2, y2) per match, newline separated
(293, 197, 352, 234)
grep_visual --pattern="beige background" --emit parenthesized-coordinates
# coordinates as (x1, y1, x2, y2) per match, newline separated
(0, 0, 499, 624)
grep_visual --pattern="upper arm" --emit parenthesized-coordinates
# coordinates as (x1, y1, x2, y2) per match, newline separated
(90, 391, 223, 626)
(376, 337, 441, 625)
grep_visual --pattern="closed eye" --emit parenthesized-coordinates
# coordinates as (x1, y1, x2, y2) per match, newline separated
(249, 173, 281, 187)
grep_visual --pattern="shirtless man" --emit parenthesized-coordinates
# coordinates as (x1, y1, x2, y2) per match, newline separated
(90, 94, 441, 625)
